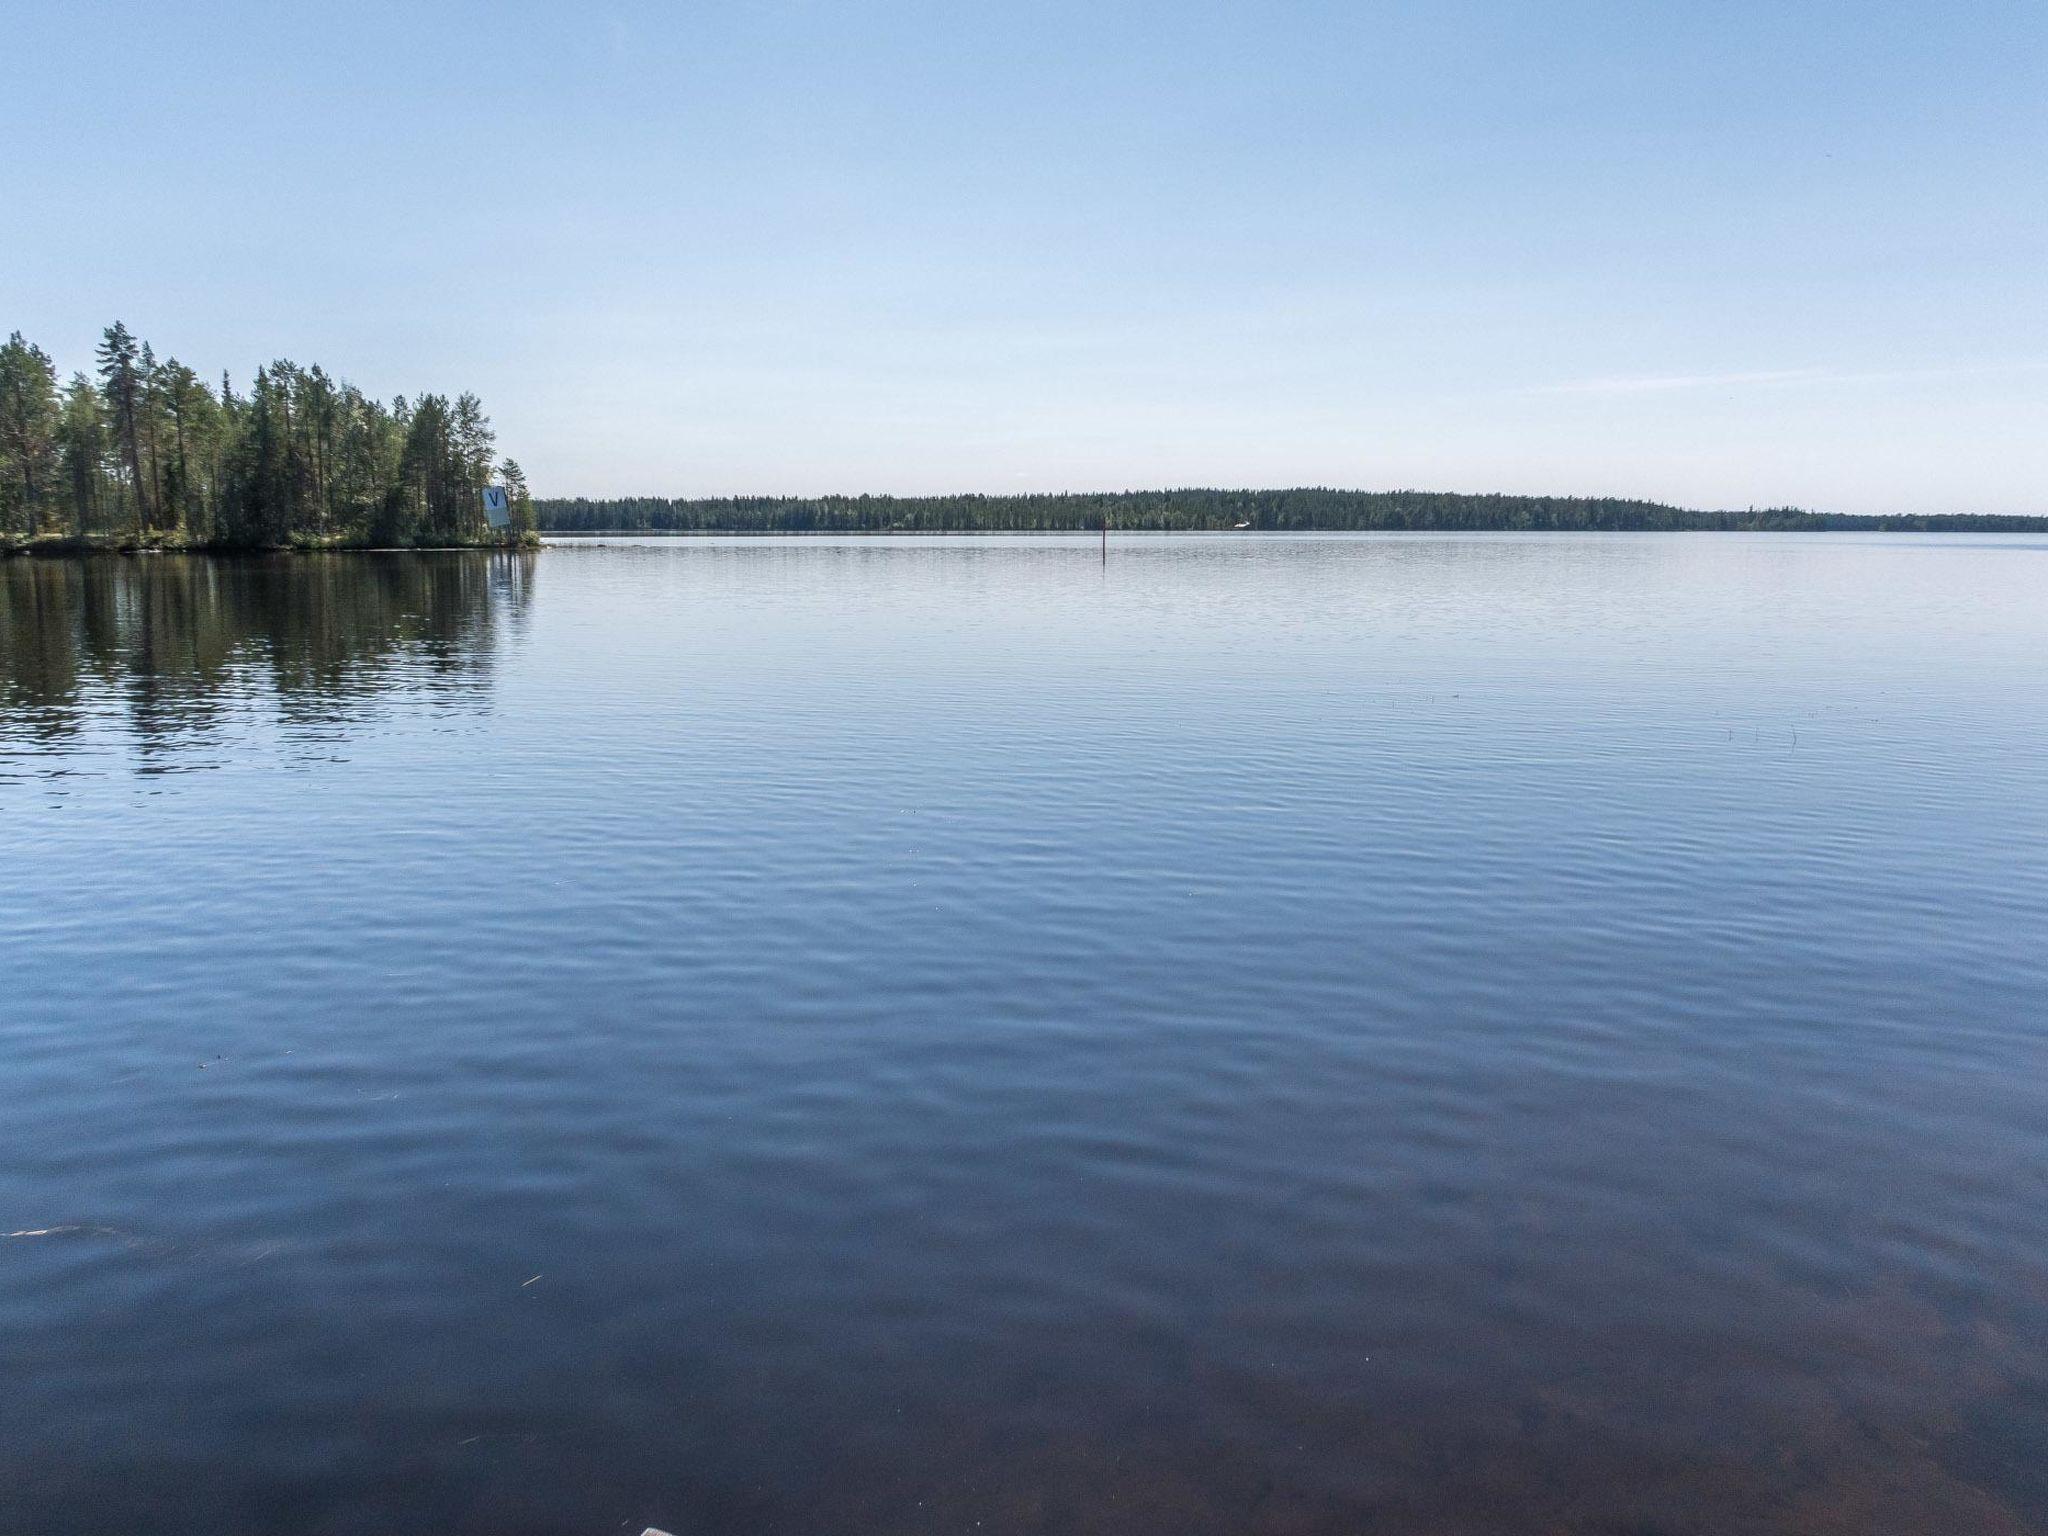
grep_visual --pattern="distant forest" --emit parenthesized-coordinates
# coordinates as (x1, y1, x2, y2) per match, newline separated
(0, 326, 535, 549)
(537, 490, 2048, 534)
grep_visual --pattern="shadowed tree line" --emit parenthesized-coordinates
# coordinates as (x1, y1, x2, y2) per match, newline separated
(537, 489, 2048, 534)
(0, 326, 535, 549)
(0, 552, 534, 766)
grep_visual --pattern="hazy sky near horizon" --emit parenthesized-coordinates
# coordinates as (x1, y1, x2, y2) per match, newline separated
(5, 1, 2044, 514)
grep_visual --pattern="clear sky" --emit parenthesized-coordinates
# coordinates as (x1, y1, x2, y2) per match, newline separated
(4, 1, 2043, 513)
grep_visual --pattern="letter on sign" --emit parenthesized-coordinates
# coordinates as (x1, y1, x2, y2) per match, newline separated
(482, 486, 511, 528)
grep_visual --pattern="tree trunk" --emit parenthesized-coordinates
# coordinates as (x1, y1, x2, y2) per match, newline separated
(125, 418, 147, 534)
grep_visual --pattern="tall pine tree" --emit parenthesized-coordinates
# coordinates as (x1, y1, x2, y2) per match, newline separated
(95, 322, 150, 534)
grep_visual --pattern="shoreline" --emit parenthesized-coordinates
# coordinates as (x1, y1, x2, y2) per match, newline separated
(538, 523, 2048, 537)
(12, 524, 2047, 554)
(535, 488, 2048, 536)
(0, 532, 542, 558)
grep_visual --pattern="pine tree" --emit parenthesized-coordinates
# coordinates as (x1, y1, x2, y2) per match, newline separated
(95, 322, 150, 534)
(303, 364, 337, 536)
(57, 374, 106, 535)
(139, 341, 166, 528)
(499, 457, 534, 534)
(158, 361, 218, 541)
(6, 324, 523, 547)
(0, 332, 61, 535)
(452, 392, 495, 537)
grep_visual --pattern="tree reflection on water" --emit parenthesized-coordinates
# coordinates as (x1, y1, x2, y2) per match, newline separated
(0, 552, 534, 777)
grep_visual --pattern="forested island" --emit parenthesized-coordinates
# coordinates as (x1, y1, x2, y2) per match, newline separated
(539, 490, 2048, 534)
(0, 326, 536, 552)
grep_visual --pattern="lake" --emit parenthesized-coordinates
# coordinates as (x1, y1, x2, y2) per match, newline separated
(3, 533, 2045, 1535)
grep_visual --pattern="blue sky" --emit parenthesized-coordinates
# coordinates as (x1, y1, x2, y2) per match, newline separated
(4, 1, 2043, 512)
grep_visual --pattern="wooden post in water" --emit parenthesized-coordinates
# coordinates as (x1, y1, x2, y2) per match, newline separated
(1101, 510, 1107, 563)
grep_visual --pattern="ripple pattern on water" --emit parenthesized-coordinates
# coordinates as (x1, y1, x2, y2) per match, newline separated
(3, 535, 2046, 1535)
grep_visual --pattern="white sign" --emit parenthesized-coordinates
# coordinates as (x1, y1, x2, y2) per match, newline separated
(482, 485, 511, 528)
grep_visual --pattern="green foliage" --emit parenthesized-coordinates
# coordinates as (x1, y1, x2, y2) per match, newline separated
(0, 323, 522, 549)
(537, 490, 2048, 535)
(0, 333, 61, 535)
(499, 458, 536, 534)
(57, 375, 106, 534)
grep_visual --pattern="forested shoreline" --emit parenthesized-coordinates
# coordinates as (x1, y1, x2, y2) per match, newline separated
(11, 321, 2044, 548)
(538, 490, 2048, 534)
(0, 326, 535, 552)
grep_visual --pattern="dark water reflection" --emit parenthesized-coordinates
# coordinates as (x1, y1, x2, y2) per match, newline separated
(0, 552, 531, 777)
(2, 535, 2045, 1535)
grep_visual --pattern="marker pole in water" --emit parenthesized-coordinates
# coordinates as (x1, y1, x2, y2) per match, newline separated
(1101, 511, 1107, 563)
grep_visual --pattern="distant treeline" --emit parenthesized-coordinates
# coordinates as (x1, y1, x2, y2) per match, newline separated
(537, 489, 2048, 534)
(0, 326, 534, 550)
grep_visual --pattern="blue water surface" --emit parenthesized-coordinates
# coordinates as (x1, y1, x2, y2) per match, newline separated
(3, 534, 2045, 1535)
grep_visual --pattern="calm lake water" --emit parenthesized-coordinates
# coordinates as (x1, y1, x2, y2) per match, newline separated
(3, 533, 2046, 1535)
